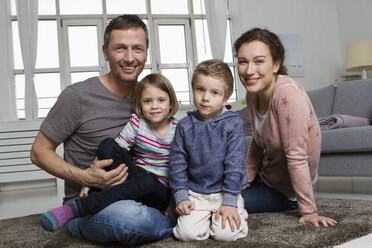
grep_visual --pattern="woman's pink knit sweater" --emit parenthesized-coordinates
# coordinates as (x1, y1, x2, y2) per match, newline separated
(245, 75, 321, 215)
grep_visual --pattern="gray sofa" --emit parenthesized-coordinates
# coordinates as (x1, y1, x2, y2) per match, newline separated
(242, 79, 372, 177)
(306, 79, 372, 177)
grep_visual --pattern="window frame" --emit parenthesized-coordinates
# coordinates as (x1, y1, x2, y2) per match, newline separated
(152, 18, 194, 104)
(60, 18, 106, 88)
(11, 0, 239, 119)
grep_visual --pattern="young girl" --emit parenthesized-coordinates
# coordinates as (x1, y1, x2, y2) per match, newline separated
(40, 73, 179, 232)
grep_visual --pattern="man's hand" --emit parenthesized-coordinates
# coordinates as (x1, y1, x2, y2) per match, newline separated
(215, 205, 241, 232)
(82, 159, 128, 189)
(299, 212, 337, 227)
(176, 200, 195, 216)
(31, 131, 128, 189)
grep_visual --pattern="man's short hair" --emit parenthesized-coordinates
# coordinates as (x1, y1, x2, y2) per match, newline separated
(104, 14, 149, 49)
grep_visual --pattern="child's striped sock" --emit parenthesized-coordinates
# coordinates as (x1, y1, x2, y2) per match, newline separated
(40, 201, 79, 231)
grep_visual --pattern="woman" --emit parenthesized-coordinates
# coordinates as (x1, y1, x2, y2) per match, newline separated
(234, 28, 336, 227)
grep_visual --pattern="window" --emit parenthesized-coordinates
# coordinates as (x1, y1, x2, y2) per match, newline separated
(61, 19, 105, 87)
(11, 0, 237, 119)
(154, 20, 193, 104)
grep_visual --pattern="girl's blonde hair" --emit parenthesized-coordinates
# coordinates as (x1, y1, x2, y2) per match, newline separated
(133, 73, 178, 118)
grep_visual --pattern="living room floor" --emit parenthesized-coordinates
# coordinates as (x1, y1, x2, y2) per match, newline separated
(0, 185, 371, 247)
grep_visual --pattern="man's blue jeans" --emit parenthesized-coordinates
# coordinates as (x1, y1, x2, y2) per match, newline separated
(68, 200, 175, 245)
(241, 175, 298, 213)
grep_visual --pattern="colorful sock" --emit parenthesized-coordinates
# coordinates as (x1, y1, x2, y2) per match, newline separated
(40, 201, 79, 231)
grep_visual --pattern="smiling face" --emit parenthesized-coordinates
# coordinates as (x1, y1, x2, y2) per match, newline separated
(192, 74, 231, 120)
(237, 41, 280, 97)
(140, 85, 171, 128)
(103, 28, 147, 85)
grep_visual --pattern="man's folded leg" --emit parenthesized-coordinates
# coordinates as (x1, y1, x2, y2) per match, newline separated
(68, 200, 175, 245)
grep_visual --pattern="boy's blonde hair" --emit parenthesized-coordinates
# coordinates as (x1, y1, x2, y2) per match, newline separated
(191, 59, 234, 97)
(133, 73, 178, 118)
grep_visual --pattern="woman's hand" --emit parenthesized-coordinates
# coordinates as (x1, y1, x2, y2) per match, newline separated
(299, 213, 337, 227)
(242, 183, 250, 190)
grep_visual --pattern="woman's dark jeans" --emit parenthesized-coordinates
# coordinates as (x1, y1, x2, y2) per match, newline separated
(241, 175, 298, 213)
(78, 138, 170, 217)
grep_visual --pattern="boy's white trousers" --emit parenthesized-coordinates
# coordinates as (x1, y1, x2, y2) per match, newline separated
(173, 190, 248, 241)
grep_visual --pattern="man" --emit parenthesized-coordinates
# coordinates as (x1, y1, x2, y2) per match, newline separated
(31, 14, 174, 245)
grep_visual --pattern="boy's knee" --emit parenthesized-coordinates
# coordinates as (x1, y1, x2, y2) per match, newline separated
(211, 218, 248, 241)
(211, 227, 237, 241)
(174, 225, 208, 241)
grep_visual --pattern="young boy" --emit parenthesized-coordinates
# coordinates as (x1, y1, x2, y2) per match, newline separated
(170, 59, 248, 241)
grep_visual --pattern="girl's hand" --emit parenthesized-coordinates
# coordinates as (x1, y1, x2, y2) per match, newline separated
(215, 205, 241, 232)
(79, 186, 90, 197)
(299, 213, 337, 227)
(176, 200, 195, 216)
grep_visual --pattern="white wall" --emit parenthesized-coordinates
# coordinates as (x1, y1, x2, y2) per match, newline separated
(229, 0, 343, 93)
(336, 0, 372, 79)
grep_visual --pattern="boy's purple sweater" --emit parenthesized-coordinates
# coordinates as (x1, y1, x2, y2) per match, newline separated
(169, 108, 247, 207)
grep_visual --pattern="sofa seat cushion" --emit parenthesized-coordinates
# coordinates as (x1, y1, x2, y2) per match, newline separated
(321, 126, 372, 153)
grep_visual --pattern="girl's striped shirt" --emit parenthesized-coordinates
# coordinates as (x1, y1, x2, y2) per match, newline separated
(113, 113, 178, 187)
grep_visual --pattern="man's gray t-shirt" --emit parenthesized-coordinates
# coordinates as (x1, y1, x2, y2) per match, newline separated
(40, 77, 133, 203)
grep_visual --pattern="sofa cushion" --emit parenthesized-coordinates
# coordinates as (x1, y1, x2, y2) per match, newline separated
(332, 79, 372, 118)
(318, 153, 372, 177)
(307, 84, 336, 118)
(321, 126, 372, 153)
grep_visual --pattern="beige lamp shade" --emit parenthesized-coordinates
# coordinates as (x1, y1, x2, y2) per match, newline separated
(345, 40, 372, 72)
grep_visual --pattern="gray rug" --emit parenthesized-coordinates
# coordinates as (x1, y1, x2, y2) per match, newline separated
(1, 197, 371, 248)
